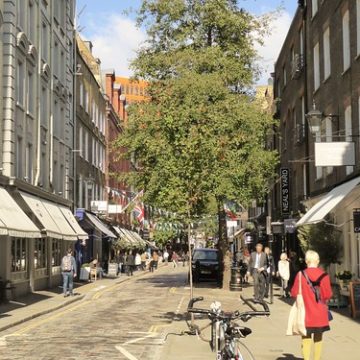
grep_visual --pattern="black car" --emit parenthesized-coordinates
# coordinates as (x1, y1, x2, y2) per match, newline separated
(191, 248, 220, 283)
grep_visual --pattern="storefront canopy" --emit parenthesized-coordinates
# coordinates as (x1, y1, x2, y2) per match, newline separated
(0, 187, 41, 238)
(20, 192, 78, 241)
(85, 212, 117, 239)
(59, 206, 88, 240)
(296, 176, 360, 227)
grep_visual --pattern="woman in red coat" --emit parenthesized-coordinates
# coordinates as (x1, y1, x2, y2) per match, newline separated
(291, 250, 332, 360)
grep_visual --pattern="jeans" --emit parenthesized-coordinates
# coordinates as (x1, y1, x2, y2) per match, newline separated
(62, 272, 74, 295)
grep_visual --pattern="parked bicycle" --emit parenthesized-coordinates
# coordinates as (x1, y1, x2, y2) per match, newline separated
(187, 295, 270, 360)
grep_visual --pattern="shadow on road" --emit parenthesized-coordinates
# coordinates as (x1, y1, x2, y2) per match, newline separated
(276, 354, 302, 360)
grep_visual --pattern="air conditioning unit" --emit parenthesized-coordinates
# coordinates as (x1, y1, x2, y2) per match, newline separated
(291, 54, 304, 80)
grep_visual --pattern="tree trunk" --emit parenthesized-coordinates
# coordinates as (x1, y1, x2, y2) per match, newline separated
(217, 198, 231, 290)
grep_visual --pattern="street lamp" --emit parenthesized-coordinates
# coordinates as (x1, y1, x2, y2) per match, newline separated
(305, 102, 339, 135)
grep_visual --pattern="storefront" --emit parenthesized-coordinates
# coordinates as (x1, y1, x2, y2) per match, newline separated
(76, 210, 117, 265)
(296, 176, 360, 279)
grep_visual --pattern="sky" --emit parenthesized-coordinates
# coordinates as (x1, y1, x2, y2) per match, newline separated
(76, 0, 297, 84)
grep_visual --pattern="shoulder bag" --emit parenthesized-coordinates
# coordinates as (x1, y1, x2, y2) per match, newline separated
(286, 272, 307, 336)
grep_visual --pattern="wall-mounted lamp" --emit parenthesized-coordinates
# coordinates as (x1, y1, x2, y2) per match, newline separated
(305, 102, 339, 135)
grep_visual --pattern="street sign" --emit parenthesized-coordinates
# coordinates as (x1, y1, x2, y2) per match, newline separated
(353, 210, 360, 233)
(284, 219, 296, 234)
(280, 168, 290, 215)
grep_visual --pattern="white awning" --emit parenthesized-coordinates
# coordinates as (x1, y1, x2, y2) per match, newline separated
(0, 188, 41, 238)
(20, 192, 63, 239)
(296, 176, 360, 227)
(59, 206, 88, 240)
(40, 201, 78, 241)
(85, 212, 117, 238)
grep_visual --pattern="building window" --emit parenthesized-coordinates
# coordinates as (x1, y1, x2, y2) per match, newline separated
(41, 151, 47, 187)
(16, 137, 23, 179)
(60, 51, 65, 83)
(85, 90, 89, 113)
(34, 238, 47, 269)
(79, 83, 84, 107)
(53, 41, 59, 78)
(299, 26, 304, 56)
(345, 105, 353, 175)
(313, 42, 320, 91)
(27, 71, 35, 115)
(84, 130, 89, 161)
(315, 132, 322, 179)
(303, 164, 307, 198)
(342, 10, 350, 72)
(41, 86, 48, 126)
(25, 143, 33, 183)
(79, 126, 83, 157)
(52, 239, 62, 267)
(16, 61, 25, 107)
(282, 65, 287, 87)
(41, 22, 48, 61)
(312, 0, 318, 17)
(325, 118, 333, 174)
(323, 27, 331, 80)
(28, 0, 36, 43)
(16, 0, 25, 30)
(357, 0, 360, 56)
(301, 96, 305, 126)
(11, 238, 27, 272)
(77, 175, 83, 208)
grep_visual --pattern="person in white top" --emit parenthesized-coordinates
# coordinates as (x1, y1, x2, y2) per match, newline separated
(135, 252, 142, 270)
(277, 252, 290, 298)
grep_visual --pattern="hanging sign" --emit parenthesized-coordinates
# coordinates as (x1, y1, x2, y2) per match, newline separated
(280, 168, 290, 215)
(353, 210, 360, 233)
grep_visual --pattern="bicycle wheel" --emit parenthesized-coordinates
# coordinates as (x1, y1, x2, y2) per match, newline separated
(234, 339, 256, 360)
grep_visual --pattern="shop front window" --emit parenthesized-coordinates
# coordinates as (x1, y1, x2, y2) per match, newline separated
(34, 238, 47, 269)
(52, 239, 62, 266)
(11, 238, 28, 272)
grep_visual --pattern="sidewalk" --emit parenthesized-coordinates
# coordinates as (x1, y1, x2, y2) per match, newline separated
(161, 282, 360, 360)
(0, 269, 150, 333)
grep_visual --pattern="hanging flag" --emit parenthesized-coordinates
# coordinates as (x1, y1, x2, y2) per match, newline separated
(224, 203, 238, 221)
(133, 203, 145, 223)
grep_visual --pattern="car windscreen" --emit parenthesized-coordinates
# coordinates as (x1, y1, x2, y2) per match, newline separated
(193, 250, 218, 261)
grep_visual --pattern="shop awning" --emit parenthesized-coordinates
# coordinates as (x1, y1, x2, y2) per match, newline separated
(85, 212, 117, 238)
(131, 231, 147, 246)
(20, 192, 63, 239)
(59, 206, 88, 240)
(119, 228, 137, 245)
(296, 176, 360, 227)
(0, 188, 41, 238)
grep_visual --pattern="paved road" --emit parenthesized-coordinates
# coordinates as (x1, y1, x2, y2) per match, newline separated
(0, 266, 188, 360)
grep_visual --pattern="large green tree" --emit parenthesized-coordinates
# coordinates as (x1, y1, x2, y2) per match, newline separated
(115, 0, 278, 288)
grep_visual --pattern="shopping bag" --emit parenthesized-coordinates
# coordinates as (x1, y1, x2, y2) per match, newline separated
(286, 272, 307, 336)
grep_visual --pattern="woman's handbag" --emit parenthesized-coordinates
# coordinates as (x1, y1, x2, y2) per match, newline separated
(286, 272, 307, 336)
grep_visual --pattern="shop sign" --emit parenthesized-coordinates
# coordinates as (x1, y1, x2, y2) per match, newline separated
(284, 219, 297, 234)
(280, 168, 290, 215)
(353, 210, 360, 233)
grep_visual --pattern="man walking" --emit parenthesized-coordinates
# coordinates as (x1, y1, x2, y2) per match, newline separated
(264, 246, 275, 299)
(247, 243, 267, 302)
(61, 248, 77, 297)
(126, 251, 135, 276)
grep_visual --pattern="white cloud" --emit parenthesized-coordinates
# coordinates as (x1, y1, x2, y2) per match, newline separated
(255, 10, 292, 85)
(81, 14, 146, 77)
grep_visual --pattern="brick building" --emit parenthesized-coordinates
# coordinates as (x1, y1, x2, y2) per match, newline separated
(273, 0, 360, 276)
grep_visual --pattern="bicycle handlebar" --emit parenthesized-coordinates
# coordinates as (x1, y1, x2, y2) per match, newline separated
(187, 296, 270, 321)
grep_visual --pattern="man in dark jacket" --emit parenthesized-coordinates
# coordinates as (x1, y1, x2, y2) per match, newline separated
(264, 246, 275, 298)
(247, 243, 267, 302)
(126, 251, 135, 276)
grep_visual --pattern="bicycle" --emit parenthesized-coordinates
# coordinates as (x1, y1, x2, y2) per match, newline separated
(187, 295, 270, 360)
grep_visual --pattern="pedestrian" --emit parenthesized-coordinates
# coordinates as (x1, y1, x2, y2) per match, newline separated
(277, 252, 290, 298)
(289, 251, 300, 288)
(290, 250, 332, 360)
(126, 251, 135, 276)
(247, 243, 267, 302)
(183, 251, 189, 267)
(264, 246, 275, 298)
(140, 252, 147, 270)
(150, 251, 159, 272)
(172, 251, 179, 268)
(242, 247, 250, 283)
(163, 249, 169, 265)
(135, 252, 141, 270)
(61, 248, 77, 297)
(118, 252, 125, 276)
